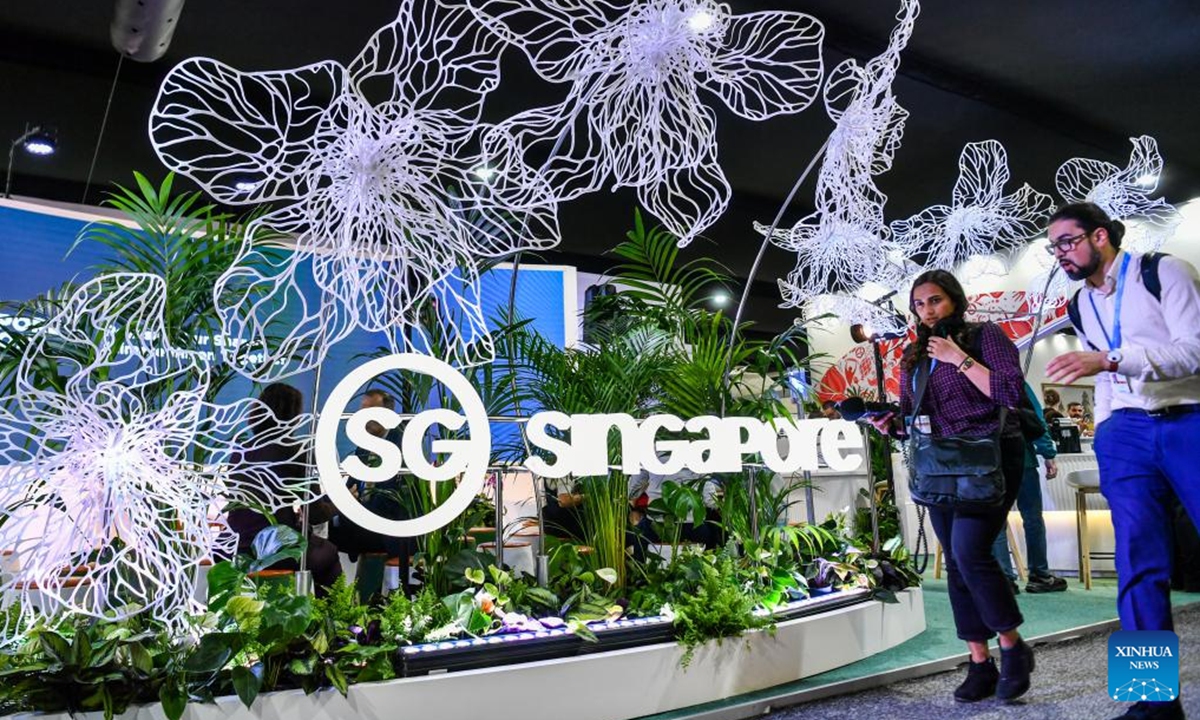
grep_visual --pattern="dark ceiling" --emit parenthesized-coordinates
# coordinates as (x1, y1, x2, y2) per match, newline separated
(2, 1, 1199, 336)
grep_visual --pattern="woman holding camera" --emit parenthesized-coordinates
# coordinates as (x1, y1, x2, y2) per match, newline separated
(873, 269, 1033, 703)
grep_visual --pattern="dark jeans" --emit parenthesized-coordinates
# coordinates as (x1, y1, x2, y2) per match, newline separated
(929, 434, 1026, 642)
(991, 459, 1051, 578)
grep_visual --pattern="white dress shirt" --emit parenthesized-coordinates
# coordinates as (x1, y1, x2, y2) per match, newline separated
(1075, 251, 1200, 425)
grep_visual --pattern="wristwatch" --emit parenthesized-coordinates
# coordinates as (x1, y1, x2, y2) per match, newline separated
(958, 356, 976, 372)
(1106, 350, 1122, 373)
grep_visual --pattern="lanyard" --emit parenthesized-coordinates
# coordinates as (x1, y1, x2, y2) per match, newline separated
(1087, 253, 1131, 351)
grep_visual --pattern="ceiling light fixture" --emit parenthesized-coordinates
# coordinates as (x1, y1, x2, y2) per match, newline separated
(5, 124, 58, 199)
(711, 291, 729, 307)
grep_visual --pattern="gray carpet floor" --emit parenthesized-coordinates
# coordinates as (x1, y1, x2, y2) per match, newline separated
(764, 603, 1200, 719)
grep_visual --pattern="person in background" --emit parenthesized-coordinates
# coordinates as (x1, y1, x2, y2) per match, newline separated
(872, 269, 1034, 705)
(1066, 401, 1092, 436)
(227, 383, 343, 595)
(1042, 389, 1066, 426)
(1045, 201, 1200, 720)
(821, 399, 843, 420)
(991, 382, 1068, 594)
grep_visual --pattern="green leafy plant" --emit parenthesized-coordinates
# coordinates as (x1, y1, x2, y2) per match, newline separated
(0, 612, 203, 720)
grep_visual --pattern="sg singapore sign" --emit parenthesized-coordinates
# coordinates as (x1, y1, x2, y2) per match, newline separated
(316, 354, 865, 538)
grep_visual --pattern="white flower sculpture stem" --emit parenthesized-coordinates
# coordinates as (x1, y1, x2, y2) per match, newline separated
(469, 0, 825, 246)
(765, 0, 919, 307)
(1056, 135, 1181, 255)
(0, 274, 316, 643)
(150, 0, 560, 379)
(891, 140, 1055, 274)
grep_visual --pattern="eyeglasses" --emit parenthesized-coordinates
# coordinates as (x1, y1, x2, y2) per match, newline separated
(1044, 231, 1090, 255)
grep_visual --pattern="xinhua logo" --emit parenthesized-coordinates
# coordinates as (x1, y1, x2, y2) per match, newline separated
(1107, 631, 1179, 702)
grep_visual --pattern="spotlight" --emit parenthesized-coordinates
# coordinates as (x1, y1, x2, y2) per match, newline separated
(5, 123, 59, 198)
(21, 130, 57, 156)
(710, 291, 729, 307)
(1135, 172, 1159, 187)
(850, 323, 874, 344)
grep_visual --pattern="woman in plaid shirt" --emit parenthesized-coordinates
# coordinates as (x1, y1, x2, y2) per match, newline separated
(874, 269, 1034, 704)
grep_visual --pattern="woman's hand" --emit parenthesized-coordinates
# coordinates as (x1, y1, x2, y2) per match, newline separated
(1044, 459, 1058, 479)
(868, 412, 897, 436)
(927, 336, 969, 366)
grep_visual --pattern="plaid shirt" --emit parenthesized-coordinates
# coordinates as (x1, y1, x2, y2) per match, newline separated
(899, 322, 1023, 438)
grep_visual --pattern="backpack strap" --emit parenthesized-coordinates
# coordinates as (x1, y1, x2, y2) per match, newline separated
(1066, 289, 1100, 351)
(1141, 252, 1167, 303)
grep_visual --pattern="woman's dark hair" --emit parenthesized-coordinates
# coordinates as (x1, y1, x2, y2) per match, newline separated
(1048, 202, 1126, 249)
(901, 269, 979, 373)
(251, 383, 304, 436)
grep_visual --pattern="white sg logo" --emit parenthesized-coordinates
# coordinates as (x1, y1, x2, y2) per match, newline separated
(315, 354, 491, 537)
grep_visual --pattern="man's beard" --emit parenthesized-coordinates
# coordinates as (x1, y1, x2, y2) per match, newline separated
(1061, 244, 1102, 281)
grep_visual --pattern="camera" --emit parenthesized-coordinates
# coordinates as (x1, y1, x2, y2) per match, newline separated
(836, 397, 901, 422)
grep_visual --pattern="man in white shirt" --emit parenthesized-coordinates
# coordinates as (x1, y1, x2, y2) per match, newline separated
(1046, 202, 1200, 720)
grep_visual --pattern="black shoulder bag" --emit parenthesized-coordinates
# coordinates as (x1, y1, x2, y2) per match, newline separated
(907, 359, 1008, 511)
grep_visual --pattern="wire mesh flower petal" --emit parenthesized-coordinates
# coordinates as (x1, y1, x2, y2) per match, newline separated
(151, 0, 560, 379)
(710, 11, 824, 121)
(469, 0, 823, 246)
(150, 58, 347, 204)
(1055, 135, 1182, 254)
(0, 274, 316, 642)
(636, 145, 731, 248)
(891, 140, 1055, 272)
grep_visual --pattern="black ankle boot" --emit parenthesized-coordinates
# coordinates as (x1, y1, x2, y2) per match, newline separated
(997, 638, 1035, 702)
(954, 657, 999, 703)
(1110, 698, 1185, 719)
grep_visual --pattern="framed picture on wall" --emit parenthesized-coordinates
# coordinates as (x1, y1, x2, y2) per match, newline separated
(1041, 382, 1096, 431)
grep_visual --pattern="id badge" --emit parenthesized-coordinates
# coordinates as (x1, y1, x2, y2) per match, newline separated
(1111, 371, 1133, 394)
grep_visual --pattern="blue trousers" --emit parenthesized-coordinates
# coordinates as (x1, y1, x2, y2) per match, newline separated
(1094, 409, 1200, 632)
(991, 460, 1051, 578)
(929, 434, 1026, 641)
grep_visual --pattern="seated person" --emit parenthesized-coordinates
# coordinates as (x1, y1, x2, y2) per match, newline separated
(326, 389, 416, 590)
(541, 478, 586, 540)
(629, 457, 723, 550)
(227, 383, 342, 595)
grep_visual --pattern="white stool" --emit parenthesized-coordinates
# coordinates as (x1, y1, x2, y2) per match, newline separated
(933, 519, 1026, 581)
(1065, 468, 1109, 590)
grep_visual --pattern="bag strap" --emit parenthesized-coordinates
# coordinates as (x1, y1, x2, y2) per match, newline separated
(911, 358, 932, 419)
(1142, 251, 1167, 302)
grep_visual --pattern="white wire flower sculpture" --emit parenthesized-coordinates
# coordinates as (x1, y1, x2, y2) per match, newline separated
(1056, 135, 1181, 255)
(0, 274, 316, 642)
(805, 294, 907, 337)
(149, 0, 559, 379)
(764, 0, 919, 308)
(468, 0, 825, 247)
(891, 140, 1055, 274)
